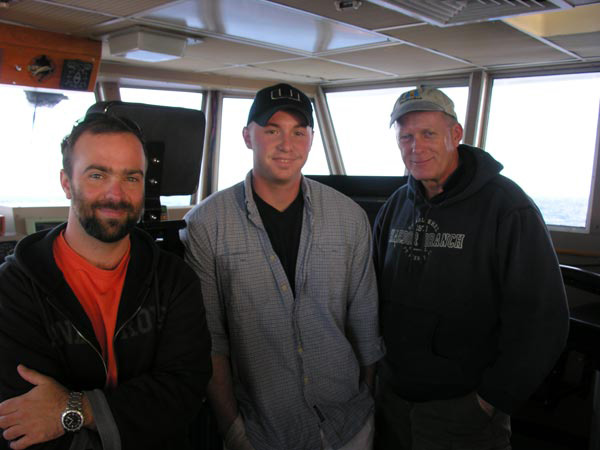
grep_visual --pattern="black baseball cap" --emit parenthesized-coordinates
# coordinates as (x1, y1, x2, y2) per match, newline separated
(247, 83, 314, 128)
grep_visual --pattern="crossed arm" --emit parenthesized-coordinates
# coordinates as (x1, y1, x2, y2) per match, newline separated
(0, 365, 95, 450)
(1, 254, 211, 450)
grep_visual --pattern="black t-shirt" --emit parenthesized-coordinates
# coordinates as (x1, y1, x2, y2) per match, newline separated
(253, 188, 304, 296)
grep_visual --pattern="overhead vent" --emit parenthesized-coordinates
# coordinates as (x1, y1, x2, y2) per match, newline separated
(365, 0, 587, 27)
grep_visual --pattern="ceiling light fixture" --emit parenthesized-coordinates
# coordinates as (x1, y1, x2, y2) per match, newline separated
(108, 28, 198, 62)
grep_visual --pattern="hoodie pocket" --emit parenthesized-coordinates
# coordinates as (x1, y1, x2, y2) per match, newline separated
(382, 302, 463, 384)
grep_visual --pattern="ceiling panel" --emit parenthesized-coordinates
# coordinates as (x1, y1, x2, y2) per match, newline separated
(182, 38, 301, 66)
(268, 0, 420, 30)
(1, 0, 598, 87)
(141, 0, 390, 54)
(328, 44, 473, 77)
(104, 38, 298, 72)
(50, 0, 176, 17)
(548, 32, 600, 59)
(0, 2, 111, 34)
(102, 37, 301, 72)
(251, 57, 392, 82)
(210, 65, 326, 84)
(87, 20, 144, 38)
(384, 21, 573, 66)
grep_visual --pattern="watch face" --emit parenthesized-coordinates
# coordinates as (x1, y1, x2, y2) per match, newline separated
(61, 410, 84, 432)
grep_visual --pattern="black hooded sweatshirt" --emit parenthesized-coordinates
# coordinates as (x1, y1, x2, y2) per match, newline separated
(0, 224, 211, 449)
(373, 144, 569, 415)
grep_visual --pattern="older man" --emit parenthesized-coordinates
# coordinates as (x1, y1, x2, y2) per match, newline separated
(373, 86, 569, 450)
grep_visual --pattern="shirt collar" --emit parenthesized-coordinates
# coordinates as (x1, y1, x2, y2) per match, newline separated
(243, 170, 313, 212)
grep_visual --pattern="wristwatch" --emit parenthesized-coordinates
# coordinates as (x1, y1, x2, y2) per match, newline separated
(61, 391, 84, 432)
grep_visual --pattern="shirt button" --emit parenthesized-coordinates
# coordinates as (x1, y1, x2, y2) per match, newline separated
(298, 347, 303, 354)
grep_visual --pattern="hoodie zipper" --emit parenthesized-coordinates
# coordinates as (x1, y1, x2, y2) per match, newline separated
(111, 286, 151, 377)
(114, 283, 151, 340)
(51, 291, 148, 387)
(63, 287, 150, 386)
(113, 302, 144, 340)
(45, 298, 109, 381)
(72, 323, 108, 378)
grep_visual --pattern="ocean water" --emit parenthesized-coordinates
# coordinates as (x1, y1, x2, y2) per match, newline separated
(0, 196, 589, 229)
(536, 197, 588, 228)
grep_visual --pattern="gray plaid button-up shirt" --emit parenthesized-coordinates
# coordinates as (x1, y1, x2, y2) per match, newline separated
(181, 173, 384, 450)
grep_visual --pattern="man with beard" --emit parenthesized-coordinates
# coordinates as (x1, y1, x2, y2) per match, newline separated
(0, 114, 212, 450)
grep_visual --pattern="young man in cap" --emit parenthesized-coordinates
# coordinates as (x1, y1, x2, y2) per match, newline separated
(181, 83, 383, 450)
(0, 114, 212, 449)
(373, 86, 569, 449)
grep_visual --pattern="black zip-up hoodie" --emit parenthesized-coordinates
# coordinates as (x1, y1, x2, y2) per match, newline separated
(373, 144, 569, 415)
(0, 224, 211, 449)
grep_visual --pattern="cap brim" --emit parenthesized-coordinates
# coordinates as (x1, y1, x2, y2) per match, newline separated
(251, 105, 313, 128)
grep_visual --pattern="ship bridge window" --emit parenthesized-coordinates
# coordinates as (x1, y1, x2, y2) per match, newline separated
(218, 97, 254, 191)
(0, 84, 95, 207)
(120, 87, 203, 110)
(217, 97, 328, 192)
(120, 87, 204, 207)
(326, 86, 468, 176)
(485, 72, 600, 229)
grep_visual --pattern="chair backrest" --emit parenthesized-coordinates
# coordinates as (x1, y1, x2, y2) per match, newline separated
(87, 101, 205, 197)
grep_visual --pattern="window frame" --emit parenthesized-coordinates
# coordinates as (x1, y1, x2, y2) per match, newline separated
(321, 76, 472, 176)
(319, 69, 600, 244)
(482, 66, 600, 236)
(5, 65, 597, 246)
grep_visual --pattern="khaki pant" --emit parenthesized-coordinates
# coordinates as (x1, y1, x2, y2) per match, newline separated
(321, 412, 374, 450)
(225, 412, 374, 450)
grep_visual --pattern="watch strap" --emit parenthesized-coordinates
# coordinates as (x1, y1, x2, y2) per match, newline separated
(67, 391, 84, 411)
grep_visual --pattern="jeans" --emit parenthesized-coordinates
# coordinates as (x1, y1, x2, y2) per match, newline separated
(375, 380, 511, 450)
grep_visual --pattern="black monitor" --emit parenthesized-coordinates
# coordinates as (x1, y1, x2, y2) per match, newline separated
(87, 101, 205, 199)
(86, 101, 206, 254)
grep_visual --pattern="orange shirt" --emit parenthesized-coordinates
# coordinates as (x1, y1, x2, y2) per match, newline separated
(53, 231, 130, 388)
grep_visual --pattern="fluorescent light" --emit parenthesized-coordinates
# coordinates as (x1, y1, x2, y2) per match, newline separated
(108, 29, 188, 62)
